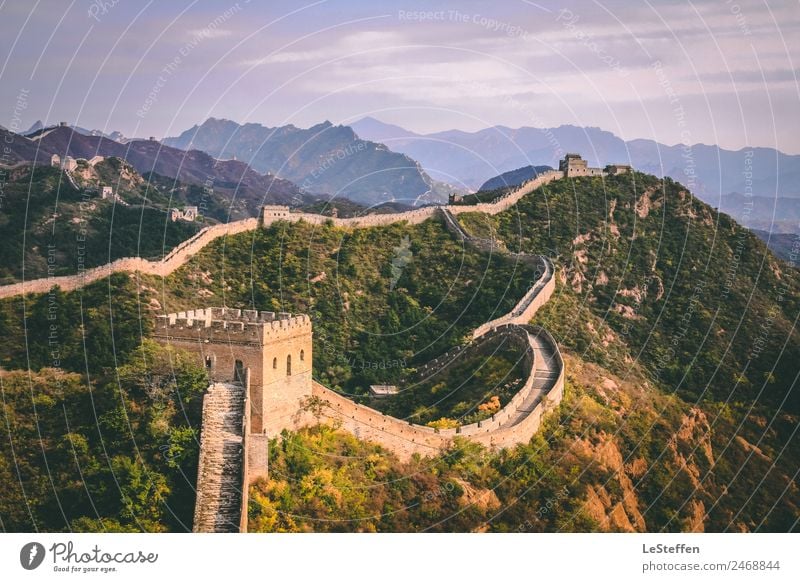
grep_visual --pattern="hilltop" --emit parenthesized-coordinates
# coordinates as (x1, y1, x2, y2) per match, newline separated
(352, 117, 800, 234)
(0, 161, 205, 282)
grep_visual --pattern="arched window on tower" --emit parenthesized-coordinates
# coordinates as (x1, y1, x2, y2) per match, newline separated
(205, 356, 213, 370)
(273, 357, 277, 369)
(286, 354, 292, 376)
(300, 349, 305, 362)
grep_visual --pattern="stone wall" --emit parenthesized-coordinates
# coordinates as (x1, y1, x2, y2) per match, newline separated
(259, 314, 314, 438)
(0, 218, 259, 299)
(1, 164, 568, 511)
(240, 376, 251, 533)
(409, 324, 530, 384)
(472, 257, 555, 338)
(263, 206, 440, 230)
(448, 170, 563, 217)
(309, 325, 564, 461)
(440, 206, 556, 338)
(191, 381, 245, 533)
(303, 205, 565, 461)
(153, 308, 313, 434)
(0, 171, 565, 300)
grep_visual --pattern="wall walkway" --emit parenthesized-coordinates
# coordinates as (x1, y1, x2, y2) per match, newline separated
(0, 173, 564, 299)
(308, 201, 565, 461)
(192, 382, 245, 533)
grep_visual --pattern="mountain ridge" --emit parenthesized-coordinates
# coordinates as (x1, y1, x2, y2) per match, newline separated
(0, 125, 306, 218)
(163, 117, 457, 206)
(1, 167, 797, 532)
(351, 117, 800, 232)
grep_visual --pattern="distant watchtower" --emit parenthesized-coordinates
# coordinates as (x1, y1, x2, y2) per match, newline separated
(559, 153, 605, 177)
(261, 205, 291, 226)
(153, 307, 313, 436)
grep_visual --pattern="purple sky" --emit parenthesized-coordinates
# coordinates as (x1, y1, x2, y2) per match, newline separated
(1, 0, 798, 153)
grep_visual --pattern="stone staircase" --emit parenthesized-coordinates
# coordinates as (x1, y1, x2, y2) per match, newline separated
(502, 330, 561, 428)
(193, 382, 245, 533)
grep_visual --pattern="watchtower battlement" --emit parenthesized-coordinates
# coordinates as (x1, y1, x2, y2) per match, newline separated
(155, 309, 311, 344)
(153, 307, 313, 436)
(558, 153, 631, 178)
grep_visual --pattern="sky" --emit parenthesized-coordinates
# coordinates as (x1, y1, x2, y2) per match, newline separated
(1, 0, 798, 153)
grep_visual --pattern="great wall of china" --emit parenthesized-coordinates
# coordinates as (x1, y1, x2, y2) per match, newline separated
(0, 159, 589, 532)
(0, 169, 563, 299)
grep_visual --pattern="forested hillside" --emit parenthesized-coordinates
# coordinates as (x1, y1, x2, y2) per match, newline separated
(0, 171, 797, 532)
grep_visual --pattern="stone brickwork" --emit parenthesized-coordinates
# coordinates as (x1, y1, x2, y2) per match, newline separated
(308, 206, 564, 461)
(558, 153, 629, 178)
(310, 325, 563, 461)
(155, 308, 312, 532)
(441, 207, 555, 338)
(165, 203, 565, 529)
(0, 218, 259, 299)
(192, 381, 245, 533)
(153, 307, 312, 435)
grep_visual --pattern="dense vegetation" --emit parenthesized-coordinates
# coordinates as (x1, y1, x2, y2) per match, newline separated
(248, 172, 799, 532)
(251, 353, 797, 532)
(460, 173, 800, 413)
(0, 164, 201, 283)
(1, 171, 798, 532)
(375, 342, 528, 426)
(0, 276, 207, 531)
(157, 217, 535, 395)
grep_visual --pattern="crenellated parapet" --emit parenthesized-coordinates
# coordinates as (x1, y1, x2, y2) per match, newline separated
(154, 308, 311, 345)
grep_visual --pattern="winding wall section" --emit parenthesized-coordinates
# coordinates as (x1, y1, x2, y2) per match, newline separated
(1, 170, 567, 463)
(309, 204, 563, 460)
(0, 171, 563, 299)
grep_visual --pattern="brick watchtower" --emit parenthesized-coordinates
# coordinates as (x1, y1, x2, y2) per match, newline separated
(154, 307, 313, 436)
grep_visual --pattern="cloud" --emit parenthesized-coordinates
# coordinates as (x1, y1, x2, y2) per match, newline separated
(188, 27, 233, 40)
(241, 30, 407, 67)
(690, 68, 800, 85)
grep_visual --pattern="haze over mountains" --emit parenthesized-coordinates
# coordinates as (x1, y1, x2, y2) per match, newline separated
(1, 125, 304, 218)
(23, 119, 127, 143)
(352, 117, 800, 233)
(163, 118, 452, 206)
(4, 117, 798, 236)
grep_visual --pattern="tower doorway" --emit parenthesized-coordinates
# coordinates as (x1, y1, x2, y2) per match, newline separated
(234, 359, 245, 383)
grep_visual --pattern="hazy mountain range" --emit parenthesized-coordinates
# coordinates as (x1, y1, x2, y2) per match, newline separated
(352, 117, 800, 233)
(0, 125, 304, 217)
(4, 117, 798, 235)
(163, 118, 454, 206)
